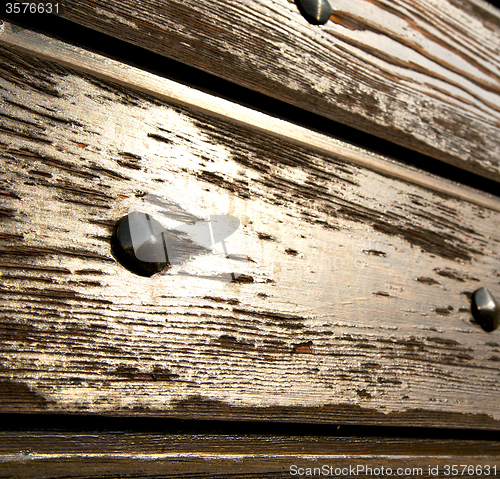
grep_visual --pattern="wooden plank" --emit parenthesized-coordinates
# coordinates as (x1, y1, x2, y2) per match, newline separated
(0, 432, 499, 478)
(0, 22, 497, 213)
(1, 36, 500, 429)
(18, 0, 500, 181)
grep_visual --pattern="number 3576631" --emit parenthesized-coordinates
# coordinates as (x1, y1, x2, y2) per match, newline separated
(5, 3, 59, 13)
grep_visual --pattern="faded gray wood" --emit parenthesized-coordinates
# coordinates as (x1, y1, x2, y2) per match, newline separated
(0, 432, 499, 478)
(23, 0, 500, 181)
(1, 21, 497, 212)
(1, 43, 500, 429)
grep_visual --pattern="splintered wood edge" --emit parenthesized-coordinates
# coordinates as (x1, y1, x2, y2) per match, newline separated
(1, 21, 499, 213)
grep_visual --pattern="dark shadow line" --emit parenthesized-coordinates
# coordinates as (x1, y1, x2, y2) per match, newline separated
(1, 413, 500, 440)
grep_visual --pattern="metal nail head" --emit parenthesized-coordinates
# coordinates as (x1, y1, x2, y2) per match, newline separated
(471, 287, 500, 332)
(111, 212, 170, 277)
(295, 0, 332, 25)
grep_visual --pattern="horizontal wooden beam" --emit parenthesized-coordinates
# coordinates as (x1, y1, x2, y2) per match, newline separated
(0, 432, 499, 478)
(0, 33, 500, 429)
(0, 22, 498, 212)
(16, 0, 500, 181)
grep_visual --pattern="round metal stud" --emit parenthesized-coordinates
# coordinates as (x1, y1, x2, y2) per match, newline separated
(111, 211, 170, 277)
(471, 287, 500, 332)
(295, 0, 333, 25)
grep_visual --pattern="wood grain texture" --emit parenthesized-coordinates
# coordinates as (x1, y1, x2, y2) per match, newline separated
(0, 432, 499, 478)
(1, 44, 500, 429)
(1, 20, 498, 213)
(23, 0, 500, 181)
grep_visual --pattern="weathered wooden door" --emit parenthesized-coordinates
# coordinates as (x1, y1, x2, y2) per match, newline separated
(1, 0, 500, 476)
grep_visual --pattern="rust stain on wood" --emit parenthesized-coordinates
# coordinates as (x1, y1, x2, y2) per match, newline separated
(293, 341, 313, 354)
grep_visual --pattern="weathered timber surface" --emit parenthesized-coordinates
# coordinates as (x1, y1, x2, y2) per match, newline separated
(22, 0, 500, 181)
(1, 44, 500, 429)
(0, 432, 499, 478)
(1, 21, 497, 212)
